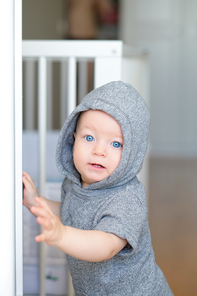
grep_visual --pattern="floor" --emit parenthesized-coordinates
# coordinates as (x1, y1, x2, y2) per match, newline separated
(148, 157, 197, 296)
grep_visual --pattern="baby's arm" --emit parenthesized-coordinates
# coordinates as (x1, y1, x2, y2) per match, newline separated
(22, 171, 61, 219)
(31, 197, 127, 262)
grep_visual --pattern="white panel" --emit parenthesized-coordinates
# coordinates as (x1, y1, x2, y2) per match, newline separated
(0, 0, 17, 295)
(122, 55, 150, 105)
(94, 57, 122, 88)
(15, 0, 23, 295)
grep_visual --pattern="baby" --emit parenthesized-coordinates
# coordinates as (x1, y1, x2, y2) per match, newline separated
(23, 81, 173, 295)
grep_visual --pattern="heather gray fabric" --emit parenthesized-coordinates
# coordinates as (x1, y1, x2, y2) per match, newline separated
(56, 81, 173, 296)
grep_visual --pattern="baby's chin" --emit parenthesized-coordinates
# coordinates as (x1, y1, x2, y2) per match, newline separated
(81, 176, 107, 188)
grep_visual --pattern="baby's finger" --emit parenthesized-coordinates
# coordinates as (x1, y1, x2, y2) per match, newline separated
(31, 205, 52, 221)
(22, 171, 36, 188)
(35, 232, 47, 243)
(22, 171, 33, 180)
(35, 197, 52, 213)
(36, 216, 53, 231)
(22, 175, 36, 191)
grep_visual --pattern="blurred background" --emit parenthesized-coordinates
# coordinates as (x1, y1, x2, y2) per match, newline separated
(22, 0, 197, 295)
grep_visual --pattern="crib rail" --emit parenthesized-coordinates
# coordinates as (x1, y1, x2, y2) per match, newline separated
(23, 40, 122, 57)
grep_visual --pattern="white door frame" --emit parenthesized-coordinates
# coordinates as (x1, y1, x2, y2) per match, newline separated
(0, 0, 23, 295)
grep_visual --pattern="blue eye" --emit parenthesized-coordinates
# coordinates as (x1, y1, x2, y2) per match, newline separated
(111, 141, 122, 148)
(85, 135, 94, 142)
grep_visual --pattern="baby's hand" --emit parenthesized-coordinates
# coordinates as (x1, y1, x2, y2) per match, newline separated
(22, 171, 39, 210)
(31, 197, 64, 246)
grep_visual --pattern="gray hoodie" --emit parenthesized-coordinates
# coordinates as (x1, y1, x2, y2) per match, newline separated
(56, 81, 173, 296)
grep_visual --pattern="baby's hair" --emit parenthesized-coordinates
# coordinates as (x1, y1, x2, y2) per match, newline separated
(75, 109, 94, 134)
(74, 112, 82, 134)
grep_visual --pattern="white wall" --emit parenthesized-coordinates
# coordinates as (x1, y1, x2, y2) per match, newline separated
(119, 0, 197, 157)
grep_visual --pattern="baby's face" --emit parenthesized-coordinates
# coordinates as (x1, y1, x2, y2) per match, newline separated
(73, 110, 123, 188)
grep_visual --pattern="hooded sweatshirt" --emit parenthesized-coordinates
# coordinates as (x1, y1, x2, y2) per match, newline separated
(56, 81, 173, 296)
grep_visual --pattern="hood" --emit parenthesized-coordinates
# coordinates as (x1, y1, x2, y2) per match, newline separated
(56, 81, 150, 190)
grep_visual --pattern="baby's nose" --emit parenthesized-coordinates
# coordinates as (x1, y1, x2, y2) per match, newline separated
(92, 144, 107, 157)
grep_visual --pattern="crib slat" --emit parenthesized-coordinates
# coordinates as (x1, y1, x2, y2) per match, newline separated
(67, 57, 77, 116)
(47, 60, 53, 130)
(25, 60, 36, 129)
(78, 60, 88, 103)
(38, 57, 47, 296)
(60, 60, 67, 126)
(38, 57, 47, 210)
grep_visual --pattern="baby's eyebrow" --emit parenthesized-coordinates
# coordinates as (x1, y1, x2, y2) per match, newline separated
(79, 125, 95, 132)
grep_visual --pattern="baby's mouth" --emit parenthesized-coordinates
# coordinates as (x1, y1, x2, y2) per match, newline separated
(91, 163, 105, 169)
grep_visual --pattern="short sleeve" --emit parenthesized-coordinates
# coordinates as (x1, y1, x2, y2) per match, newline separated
(93, 193, 147, 252)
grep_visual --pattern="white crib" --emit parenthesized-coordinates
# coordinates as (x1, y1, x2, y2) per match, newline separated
(22, 40, 149, 296)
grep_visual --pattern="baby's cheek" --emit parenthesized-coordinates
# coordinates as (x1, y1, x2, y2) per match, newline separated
(112, 152, 122, 171)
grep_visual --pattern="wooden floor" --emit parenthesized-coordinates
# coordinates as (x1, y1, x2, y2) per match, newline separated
(148, 157, 197, 296)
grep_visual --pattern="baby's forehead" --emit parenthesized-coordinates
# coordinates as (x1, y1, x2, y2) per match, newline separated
(76, 109, 115, 128)
(75, 109, 123, 138)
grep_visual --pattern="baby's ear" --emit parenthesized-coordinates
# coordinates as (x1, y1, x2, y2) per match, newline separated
(73, 132, 76, 139)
